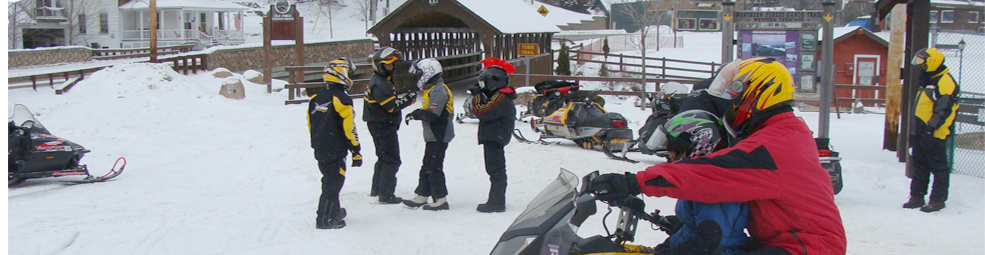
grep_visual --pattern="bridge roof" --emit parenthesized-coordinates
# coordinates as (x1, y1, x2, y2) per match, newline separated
(369, 0, 560, 35)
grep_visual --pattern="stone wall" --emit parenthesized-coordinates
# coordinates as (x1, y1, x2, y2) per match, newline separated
(207, 39, 374, 72)
(8, 46, 92, 68)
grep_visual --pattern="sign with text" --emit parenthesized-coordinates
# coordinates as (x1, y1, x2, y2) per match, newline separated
(735, 11, 824, 30)
(518, 43, 539, 56)
(270, 0, 297, 40)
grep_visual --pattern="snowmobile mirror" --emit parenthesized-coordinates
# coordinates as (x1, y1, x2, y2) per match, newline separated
(21, 120, 34, 128)
(580, 171, 600, 196)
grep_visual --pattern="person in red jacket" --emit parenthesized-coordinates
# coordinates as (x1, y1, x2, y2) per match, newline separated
(591, 58, 846, 255)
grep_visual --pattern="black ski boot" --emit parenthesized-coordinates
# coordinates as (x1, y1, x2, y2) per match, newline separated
(476, 203, 506, 213)
(920, 201, 946, 213)
(903, 196, 925, 209)
(379, 195, 404, 204)
(316, 219, 346, 229)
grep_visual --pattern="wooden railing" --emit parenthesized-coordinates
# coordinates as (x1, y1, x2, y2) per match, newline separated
(8, 67, 104, 93)
(154, 53, 209, 75)
(92, 45, 195, 60)
(283, 64, 373, 105)
(568, 50, 718, 80)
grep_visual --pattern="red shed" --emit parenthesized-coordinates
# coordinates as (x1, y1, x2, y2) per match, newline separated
(819, 27, 890, 107)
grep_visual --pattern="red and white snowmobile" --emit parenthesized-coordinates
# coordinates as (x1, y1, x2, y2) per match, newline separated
(8, 104, 125, 187)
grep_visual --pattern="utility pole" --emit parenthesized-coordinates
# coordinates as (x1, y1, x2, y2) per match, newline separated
(150, 0, 158, 62)
(884, 4, 906, 151)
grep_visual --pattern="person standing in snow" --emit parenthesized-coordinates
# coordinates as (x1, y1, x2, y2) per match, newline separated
(590, 58, 846, 255)
(307, 58, 362, 229)
(469, 58, 517, 213)
(903, 48, 961, 213)
(363, 47, 416, 204)
(402, 58, 455, 211)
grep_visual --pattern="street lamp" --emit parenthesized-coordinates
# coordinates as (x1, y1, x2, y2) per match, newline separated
(958, 38, 966, 86)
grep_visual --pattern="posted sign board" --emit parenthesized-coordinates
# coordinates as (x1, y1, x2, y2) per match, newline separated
(518, 43, 539, 56)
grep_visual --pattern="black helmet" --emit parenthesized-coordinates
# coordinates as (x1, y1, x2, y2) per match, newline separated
(663, 109, 731, 160)
(372, 47, 403, 76)
(478, 67, 509, 91)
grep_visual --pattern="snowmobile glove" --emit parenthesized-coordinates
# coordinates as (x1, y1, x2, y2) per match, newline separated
(467, 85, 483, 96)
(351, 153, 363, 167)
(394, 92, 417, 110)
(590, 172, 641, 203)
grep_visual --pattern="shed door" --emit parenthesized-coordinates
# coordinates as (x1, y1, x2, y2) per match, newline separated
(854, 55, 880, 106)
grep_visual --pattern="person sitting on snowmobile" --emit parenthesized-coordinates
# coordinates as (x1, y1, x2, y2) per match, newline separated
(590, 58, 847, 255)
(403, 58, 455, 211)
(363, 47, 416, 204)
(469, 57, 518, 213)
(646, 109, 751, 255)
(308, 58, 362, 229)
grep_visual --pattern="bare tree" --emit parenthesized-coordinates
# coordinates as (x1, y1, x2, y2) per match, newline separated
(351, 0, 370, 32)
(62, 0, 104, 46)
(298, 0, 344, 37)
(616, 0, 669, 109)
(8, 1, 35, 49)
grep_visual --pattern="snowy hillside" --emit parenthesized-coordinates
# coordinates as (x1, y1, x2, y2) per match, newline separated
(5, 60, 984, 254)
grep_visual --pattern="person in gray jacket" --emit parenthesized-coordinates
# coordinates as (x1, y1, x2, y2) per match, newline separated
(402, 58, 455, 211)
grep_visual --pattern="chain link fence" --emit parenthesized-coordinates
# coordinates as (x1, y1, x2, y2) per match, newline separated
(933, 29, 985, 178)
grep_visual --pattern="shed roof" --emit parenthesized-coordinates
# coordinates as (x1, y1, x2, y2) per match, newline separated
(823, 26, 889, 48)
(119, 0, 250, 11)
(534, 2, 597, 27)
(370, 0, 560, 35)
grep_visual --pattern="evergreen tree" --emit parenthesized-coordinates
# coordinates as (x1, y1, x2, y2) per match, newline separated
(556, 44, 572, 75)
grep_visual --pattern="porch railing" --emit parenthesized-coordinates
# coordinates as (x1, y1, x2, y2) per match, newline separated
(122, 29, 184, 40)
(213, 30, 244, 40)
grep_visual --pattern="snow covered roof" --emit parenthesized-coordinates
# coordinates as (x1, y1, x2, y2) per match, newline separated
(119, 0, 250, 11)
(457, 0, 561, 33)
(532, 2, 597, 27)
(820, 26, 889, 47)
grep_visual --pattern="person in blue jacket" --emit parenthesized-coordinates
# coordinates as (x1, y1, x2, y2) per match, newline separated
(649, 110, 751, 255)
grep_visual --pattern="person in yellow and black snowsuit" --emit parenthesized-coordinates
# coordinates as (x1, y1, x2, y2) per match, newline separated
(402, 58, 455, 211)
(903, 48, 961, 213)
(363, 47, 416, 204)
(469, 58, 517, 213)
(308, 58, 362, 229)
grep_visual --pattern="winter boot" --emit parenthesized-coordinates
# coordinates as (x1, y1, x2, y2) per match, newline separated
(403, 195, 429, 208)
(903, 196, 926, 209)
(316, 219, 346, 229)
(333, 208, 347, 220)
(920, 201, 946, 213)
(379, 195, 404, 204)
(476, 203, 506, 213)
(369, 190, 379, 197)
(423, 197, 450, 211)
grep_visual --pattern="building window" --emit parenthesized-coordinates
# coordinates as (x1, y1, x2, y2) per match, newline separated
(970, 11, 980, 23)
(79, 14, 87, 33)
(99, 13, 109, 34)
(699, 18, 718, 30)
(941, 10, 954, 23)
(930, 10, 938, 23)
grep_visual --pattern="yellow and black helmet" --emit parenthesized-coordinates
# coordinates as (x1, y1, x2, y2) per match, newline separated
(911, 48, 945, 72)
(372, 47, 403, 75)
(323, 58, 356, 89)
(721, 58, 796, 129)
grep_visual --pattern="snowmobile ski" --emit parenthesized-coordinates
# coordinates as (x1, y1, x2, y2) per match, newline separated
(61, 157, 127, 184)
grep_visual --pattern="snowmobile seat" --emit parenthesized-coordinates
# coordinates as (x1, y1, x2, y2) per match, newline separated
(566, 103, 616, 128)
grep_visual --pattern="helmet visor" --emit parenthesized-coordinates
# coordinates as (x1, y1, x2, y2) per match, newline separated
(644, 125, 671, 152)
(707, 59, 744, 100)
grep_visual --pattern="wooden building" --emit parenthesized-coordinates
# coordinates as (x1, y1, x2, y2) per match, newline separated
(819, 27, 891, 107)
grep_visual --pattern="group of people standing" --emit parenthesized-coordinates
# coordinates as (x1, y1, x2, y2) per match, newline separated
(306, 47, 519, 229)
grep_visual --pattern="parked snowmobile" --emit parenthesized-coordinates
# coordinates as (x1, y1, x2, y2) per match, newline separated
(523, 80, 605, 119)
(816, 138, 844, 194)
(515, 94, 635, 163)
(490, 169, 675, 255)
(8, 104, 125, 187)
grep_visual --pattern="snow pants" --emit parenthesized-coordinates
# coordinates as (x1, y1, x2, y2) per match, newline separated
(315, 155, 346, 222)
(910, 134, 950, 202)
(368, 122, 401, 198)
(414, 142, 449, 199)
(483, 142, 508, 205)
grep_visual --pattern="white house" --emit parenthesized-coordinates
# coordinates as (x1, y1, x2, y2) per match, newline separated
(9, 0, 249, 49)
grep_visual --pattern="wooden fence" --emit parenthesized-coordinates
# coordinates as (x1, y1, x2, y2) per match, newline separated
(91, 45, 195, 60)
(153, 54, 209, 75)
(568, 50, 718, 80)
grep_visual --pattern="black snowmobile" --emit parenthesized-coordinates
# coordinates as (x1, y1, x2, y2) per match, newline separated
(8, 104, 125, 187)
(490, 169, 676, 255)
(512, 81, 634, 163)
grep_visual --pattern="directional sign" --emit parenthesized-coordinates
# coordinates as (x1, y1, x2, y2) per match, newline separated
(723, 13, 733, 22)
(537, 5, 549, 17)
(518, 43, 539, 56)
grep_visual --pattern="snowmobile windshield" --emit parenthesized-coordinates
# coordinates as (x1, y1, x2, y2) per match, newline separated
(508, 169, 579, 227)
(660, 82, 690, 96)
(8, 104, 50, 135)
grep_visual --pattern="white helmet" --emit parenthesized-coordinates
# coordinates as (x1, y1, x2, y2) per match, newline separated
(409, 58, 442, 90)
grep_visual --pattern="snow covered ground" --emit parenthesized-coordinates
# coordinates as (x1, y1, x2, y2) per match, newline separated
(5, 61, 984, 254)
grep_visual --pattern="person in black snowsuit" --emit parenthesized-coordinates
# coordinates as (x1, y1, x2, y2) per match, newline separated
(903, 48, 961, 213)
(363, 47, 416, 204)
(469, 58, 517, 213)
(308, 58, 362, 229)
(402, 58, 455, 211)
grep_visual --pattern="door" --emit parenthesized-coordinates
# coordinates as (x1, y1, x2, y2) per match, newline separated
(854, 55, 880, 106)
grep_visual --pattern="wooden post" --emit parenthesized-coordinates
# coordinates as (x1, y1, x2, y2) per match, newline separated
(288, 69, 295, 101)
(49, 74, 54, 88)
(182, 58, 189, 75)
(661, 57, 666, 79)
(149, 0, 158, 63)
(295, 14, 304, 84)
(263, 13, 272, 93)
(619, 54, 624, 72)
(31, 76, 37, 91)
(902, 0, 931, 167)
(884, 4, 906, 151)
